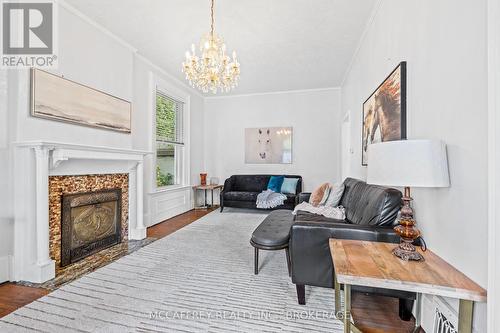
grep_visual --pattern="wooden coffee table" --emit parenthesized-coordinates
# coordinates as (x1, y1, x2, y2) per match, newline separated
(329, 239, 487, 333)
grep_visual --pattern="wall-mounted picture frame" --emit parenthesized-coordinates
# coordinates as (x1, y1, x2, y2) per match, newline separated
(362, 61, 407, 166)
(31, 68, 132, 133)
(245, 127, 292, 164)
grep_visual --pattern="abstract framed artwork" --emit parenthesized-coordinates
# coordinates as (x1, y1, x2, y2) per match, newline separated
(31, 68, 132, 133)
(362, 61, 407, 166)
(245, 127, 292, 164)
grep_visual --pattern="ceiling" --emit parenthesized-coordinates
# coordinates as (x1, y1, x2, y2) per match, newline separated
(64, 0, 376, 95)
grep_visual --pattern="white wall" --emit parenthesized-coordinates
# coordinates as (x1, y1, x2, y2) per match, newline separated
(0, 2, 204, 281)
(15, 5, 134, 148)
(488, 0, 500, 330)
(0, 70, 12, 282)
(204, 89, 342, 199)
(341, 0, 488, 331)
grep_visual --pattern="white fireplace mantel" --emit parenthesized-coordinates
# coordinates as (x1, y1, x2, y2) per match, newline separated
(12, 141, 151, 283)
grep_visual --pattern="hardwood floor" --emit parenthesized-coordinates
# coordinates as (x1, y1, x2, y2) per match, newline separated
(147, 207, 217, 238)
(0, 207, 423, 332)
(0, 283, 49, 318)
(351, 293, 423, 333)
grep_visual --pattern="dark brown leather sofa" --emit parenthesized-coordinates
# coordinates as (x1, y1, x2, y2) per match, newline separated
(289, 178, 418, 321)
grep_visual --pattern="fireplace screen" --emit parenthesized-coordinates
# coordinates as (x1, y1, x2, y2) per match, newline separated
(61, 189, 122, 267)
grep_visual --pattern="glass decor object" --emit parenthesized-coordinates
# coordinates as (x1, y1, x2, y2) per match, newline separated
(182, 0, 240, 94)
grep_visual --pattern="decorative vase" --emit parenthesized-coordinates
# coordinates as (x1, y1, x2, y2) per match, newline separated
(200, 173, 207, 186)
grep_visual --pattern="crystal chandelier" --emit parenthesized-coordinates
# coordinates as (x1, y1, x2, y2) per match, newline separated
(182, 0, 240, 94)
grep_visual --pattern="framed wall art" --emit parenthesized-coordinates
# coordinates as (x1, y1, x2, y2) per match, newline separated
(362, 61, 407, 165)
(31, 68, 132, 133)
(245, 127, 292, 164)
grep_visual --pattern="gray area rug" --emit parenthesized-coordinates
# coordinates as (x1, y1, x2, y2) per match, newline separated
(0, 209, 343, 332)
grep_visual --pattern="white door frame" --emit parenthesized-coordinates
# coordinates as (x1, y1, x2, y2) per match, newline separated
(340, 110, 351, 181)
(487, 0, 499, 330)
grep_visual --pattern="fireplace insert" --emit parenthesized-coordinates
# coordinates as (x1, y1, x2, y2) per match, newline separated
(61, 188, 122, 267)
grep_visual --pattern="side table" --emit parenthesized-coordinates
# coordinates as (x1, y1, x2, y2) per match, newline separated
(329, 239, 487, 333)
(193, 184, 223, 209)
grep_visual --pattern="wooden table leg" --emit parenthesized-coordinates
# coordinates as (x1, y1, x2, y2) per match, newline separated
(334, 271, 341, 319)
(458, 299, 473, 333)
(343, 284, 351, 333)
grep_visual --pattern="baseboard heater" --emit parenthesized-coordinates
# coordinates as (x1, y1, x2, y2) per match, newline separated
(433, 296, 458, 333)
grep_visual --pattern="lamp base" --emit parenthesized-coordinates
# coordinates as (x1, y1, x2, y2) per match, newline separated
(392, 186, 424, 262)
(392, 239, 424, 262)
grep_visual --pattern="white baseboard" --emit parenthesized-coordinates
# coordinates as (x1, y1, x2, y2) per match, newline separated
(0, 255, 11, 282)
(129, 227, 147, 240)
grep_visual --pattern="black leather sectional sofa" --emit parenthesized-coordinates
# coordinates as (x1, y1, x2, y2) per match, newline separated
(290, 178, 418, 321)
(220, 174, 302, 211)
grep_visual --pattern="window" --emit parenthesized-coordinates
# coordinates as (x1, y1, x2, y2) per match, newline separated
(155, 92, 184, 188)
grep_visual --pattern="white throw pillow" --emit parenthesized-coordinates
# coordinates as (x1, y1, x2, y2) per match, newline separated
(318, 185, 331, 206)
(324, 183, 345, 207)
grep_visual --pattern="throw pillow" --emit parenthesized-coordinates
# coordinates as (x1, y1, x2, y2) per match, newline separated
(309, 183, 330, 207)
(319, 185, 331, 206)
(267, 176, 285, 192)
(281, 178, 299, 194)
(325, 183, 345, 207)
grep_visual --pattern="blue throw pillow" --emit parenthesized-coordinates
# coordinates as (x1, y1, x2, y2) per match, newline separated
(267, 176, 285, 193)
(281, 178, 299, 194)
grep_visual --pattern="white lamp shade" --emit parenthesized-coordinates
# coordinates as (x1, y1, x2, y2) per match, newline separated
(367, 140, 450, 188)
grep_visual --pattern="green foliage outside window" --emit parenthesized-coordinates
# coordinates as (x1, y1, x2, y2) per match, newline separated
(156, 165, 174, 187)
(156, 94, 178, 187)
(156, 95, 176, 141)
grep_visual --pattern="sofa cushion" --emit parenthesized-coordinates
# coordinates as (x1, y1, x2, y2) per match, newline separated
(267, 175, 285, 192)
(294, 210, 348, 224)
(284, 194, 297, 206)
(233, 175, 270, 192)
(340, 178, 402, 226)
(223, 191, 258, 202)
(309, 183, 330, 207)
(325, 183, 345, 207)
(281, 177, 300, 194)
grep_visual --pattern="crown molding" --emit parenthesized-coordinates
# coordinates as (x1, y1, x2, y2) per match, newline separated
(340, 0, 383, 87)
(55, 0, 203, 99)
(204, 86, 340, 100)
(56, 0, 137, 52)
(134, 53, 204, 99)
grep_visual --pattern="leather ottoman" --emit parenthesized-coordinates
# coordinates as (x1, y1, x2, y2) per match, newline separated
(250, 210, 294, 275)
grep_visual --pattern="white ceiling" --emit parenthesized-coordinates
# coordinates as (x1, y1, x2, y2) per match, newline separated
(64, 0, 376, 95)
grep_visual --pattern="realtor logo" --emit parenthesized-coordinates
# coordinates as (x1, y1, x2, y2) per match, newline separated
(1, 0, 58, 68)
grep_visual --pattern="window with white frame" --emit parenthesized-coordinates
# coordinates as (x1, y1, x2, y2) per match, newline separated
(155, 91, 185, 188)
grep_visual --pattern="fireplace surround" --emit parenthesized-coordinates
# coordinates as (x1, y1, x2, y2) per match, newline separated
(61, 188, 123, 267)
(12, 141, 149, 283)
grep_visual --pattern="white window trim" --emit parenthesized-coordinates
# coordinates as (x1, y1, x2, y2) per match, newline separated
(151, 74, 191, 193)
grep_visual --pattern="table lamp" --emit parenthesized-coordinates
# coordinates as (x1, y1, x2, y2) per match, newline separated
(367, 140, 450, 261)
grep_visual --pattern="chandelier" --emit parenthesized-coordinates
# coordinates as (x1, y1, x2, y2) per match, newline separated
(182, 0, 240, 94)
